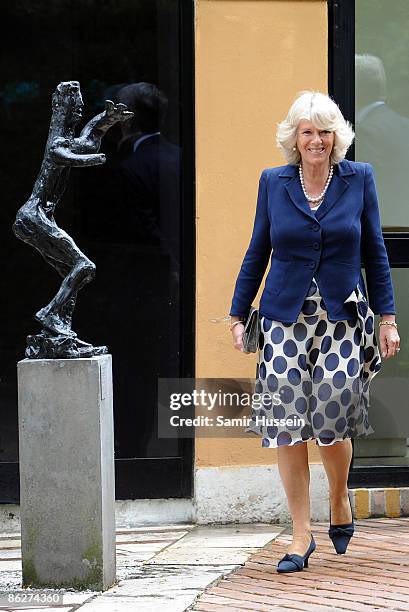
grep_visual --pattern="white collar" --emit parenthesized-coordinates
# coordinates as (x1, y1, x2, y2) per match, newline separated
(356, 100, 385, 123)
(132, 132, 161, 153)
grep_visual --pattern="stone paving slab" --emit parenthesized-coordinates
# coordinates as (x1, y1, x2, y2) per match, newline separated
(0, 591, 96, 611)
(0, 540, 20, 550)
(116, 551, 153, 565)
(0, 522, 284, 611)
(116, 543, 171, 564)
(0, 551, 21, 560)
(116, 524, 195, 534)
(67, 601, 140, 612)
(0, 561, 21, 572)
(147, 546, 262, 565)
(0, 608, 68, 612)
(167, 524, 282, 549)
(116, 530, 189, 543)
(76, 565, 238, 612)
(117, 542, 173, 553)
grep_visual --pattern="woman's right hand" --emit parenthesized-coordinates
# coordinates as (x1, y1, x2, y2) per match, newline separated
(231, 322, 245, 352)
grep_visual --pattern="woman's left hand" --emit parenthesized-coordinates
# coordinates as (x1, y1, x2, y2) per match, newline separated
(379, 325, 400, 359)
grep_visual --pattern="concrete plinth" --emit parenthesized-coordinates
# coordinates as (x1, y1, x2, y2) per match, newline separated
(17, 355, 116, 590)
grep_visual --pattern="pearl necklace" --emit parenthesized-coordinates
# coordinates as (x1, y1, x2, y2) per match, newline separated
(299, 163, 334, 204)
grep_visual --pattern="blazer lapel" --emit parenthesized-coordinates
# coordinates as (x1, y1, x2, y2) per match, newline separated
(283, 172, 316, 220)
(314, 172, 349, 221)
(281, 161, 353, 221)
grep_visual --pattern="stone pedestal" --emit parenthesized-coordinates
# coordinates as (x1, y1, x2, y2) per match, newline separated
(17, 355, 116, 590)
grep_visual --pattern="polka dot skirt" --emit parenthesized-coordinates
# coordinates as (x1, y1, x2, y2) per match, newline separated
(246, 277, 382, 447)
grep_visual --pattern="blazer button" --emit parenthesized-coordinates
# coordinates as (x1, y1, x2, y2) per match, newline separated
(308, 262, 315, 269)
(313, 242, 320, 250)
(312, 224, 320, 231)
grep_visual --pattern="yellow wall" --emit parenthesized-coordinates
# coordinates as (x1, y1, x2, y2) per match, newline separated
(195, 0, 328, 467)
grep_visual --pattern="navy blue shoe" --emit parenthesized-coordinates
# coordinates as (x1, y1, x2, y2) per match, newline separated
(276, 535, 316, 573)
(328, 492, 354, 554)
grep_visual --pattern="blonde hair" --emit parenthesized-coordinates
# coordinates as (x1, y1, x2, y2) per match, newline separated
(276, 91, 355, 165)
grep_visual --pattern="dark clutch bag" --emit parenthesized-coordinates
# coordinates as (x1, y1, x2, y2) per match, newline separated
(242, 306, 260, 353)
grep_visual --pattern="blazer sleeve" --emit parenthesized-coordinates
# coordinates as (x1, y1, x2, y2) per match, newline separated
(361, 162, 396, 315)
(229, 170, 272, 317)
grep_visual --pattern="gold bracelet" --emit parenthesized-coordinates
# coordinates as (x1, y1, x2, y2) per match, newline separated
(379, 320, 398, 328)
(229, 319, 245, 332)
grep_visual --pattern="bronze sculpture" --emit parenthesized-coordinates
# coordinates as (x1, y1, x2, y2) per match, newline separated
(13, 81, 133, 359)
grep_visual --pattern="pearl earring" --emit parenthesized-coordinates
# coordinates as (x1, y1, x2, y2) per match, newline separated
(292, 146, 296, 151)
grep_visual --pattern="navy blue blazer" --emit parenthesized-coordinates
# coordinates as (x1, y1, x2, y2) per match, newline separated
(230, 160, 396, 323)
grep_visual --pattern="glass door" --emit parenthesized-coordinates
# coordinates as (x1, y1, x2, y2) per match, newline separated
(329, 0, 409, 486)
(0, 0, 194, 502)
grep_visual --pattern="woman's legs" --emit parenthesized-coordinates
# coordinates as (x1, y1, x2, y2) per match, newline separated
(317, 438, 353, 524)
(277, 442, 312, 554)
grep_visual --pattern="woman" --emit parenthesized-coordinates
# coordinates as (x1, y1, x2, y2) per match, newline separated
(229, 91, 400, 573)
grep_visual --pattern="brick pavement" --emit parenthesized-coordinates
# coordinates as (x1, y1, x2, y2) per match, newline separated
(190, 518, 409, 611)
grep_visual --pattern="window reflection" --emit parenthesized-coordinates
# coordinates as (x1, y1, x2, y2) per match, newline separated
(354, 1, 409, 469)
(355, 53, 409, 230)
(91, 83, 180, 266)
(0, 0, 186, 493)
(355, 0, 409, 230)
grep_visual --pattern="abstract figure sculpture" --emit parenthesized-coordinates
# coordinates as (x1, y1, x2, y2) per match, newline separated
(13, 81, 133, 359)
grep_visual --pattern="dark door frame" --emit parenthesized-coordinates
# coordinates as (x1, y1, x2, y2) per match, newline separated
(328, 0, 409, 487)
